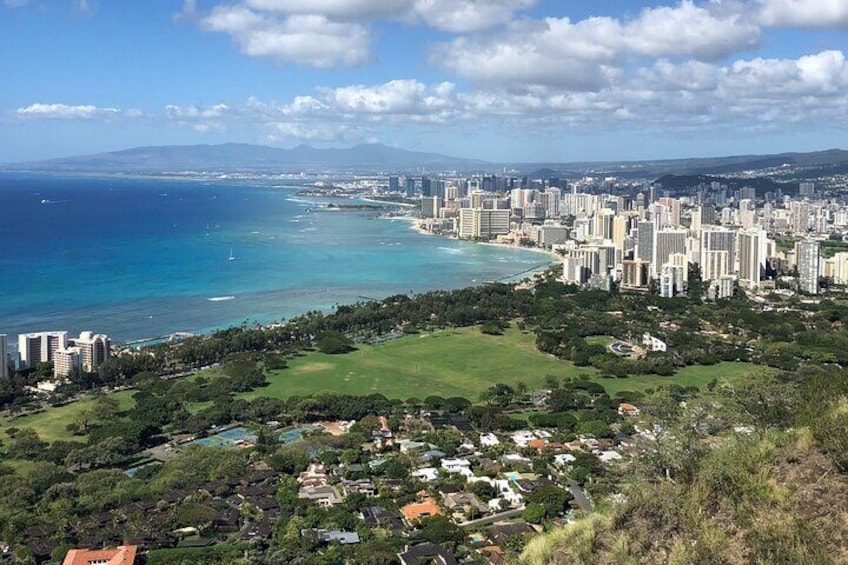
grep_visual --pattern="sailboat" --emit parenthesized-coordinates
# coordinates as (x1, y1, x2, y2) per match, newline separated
(228, 248, 236, 262)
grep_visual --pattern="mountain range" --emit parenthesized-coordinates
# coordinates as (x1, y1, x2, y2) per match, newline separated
(5, 143, 488, 173)
(5, 143, 848, 179)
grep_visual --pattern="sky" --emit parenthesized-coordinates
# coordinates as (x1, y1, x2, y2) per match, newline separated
(2, 0, 848, 163)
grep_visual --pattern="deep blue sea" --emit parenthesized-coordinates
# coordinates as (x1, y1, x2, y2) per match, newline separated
(0, 172, 551, 344)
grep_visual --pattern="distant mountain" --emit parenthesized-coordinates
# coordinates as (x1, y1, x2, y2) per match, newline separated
(655, 174, 797, 196)
(512, 148, 848, 179)
(6, 142, 489, 173)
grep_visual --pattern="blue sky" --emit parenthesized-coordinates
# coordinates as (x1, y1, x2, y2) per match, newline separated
(2, 0, 848, 163)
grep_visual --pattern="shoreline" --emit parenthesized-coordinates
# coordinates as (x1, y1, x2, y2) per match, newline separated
(385, 214, 562, 262)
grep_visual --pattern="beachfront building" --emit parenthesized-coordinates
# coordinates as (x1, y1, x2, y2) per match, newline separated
(458, 209, 510, 239)
(54, 346, 82, 378)
(72, 331, 111, 372)
(18, 331, 68, 369)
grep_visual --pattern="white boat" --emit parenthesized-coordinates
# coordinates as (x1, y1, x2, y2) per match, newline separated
(228, 248, 236, 261)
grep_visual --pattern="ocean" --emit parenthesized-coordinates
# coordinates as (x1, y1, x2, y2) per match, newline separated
(0, 172, 552, 344)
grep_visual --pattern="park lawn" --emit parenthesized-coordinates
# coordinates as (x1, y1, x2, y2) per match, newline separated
(241, 326, 767, 402)
(0, 389, 135, 444)
(242, 326, 594, 402)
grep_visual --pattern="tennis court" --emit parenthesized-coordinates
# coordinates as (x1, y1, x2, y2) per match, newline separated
(185, 426, 258, 449)
(279, 425, 321, 444)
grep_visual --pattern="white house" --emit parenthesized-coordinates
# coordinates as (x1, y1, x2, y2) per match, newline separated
(411, 467, 439, 483)
(511, 430, 536, 447)
(479, 433, 500, 447)
(598, 450, 624, 463)
(554, 453, 577, 467)
(642, 333, 667, 352)
(441, 458, 473, 477)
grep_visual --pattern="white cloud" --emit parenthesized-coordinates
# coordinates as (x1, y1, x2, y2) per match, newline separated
(245, 0, 414, 20)
(15, 103, 125, 120)
(190, 0, 535, 66)
(155, 50, 848, 140)
(200, 6, 371, 67)
(759, 0, 848, 27)
(436, 1, 760, 89)
(413, 0, 536, 33)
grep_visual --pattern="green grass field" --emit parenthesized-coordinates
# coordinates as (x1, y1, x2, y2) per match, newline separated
(0, 328, 768, 451)
(0, 390, 135, 444)
(242, 326, 765, 402)
(242, 326, 585, 402)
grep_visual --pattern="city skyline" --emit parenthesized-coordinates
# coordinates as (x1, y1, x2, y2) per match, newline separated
(2, 0, 848, 163)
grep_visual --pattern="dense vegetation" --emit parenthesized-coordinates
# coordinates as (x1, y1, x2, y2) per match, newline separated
(520, 365, 848, 564)
(4, 274, 848, 562)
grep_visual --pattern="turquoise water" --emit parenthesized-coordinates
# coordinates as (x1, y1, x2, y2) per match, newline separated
(0, 172, 552, 343)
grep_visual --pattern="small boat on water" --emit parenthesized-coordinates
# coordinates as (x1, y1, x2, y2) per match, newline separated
(228, 248, 236, 261)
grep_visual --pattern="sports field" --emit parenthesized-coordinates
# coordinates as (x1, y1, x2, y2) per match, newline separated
(242, 326, 763, 401)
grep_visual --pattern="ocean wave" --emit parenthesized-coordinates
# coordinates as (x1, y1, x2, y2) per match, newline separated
(208, 296, 236, 302)
(438, 247, 462, 255)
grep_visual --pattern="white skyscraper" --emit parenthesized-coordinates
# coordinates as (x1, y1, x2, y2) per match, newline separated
(654, 228, 688, 277)
(701, 228, 737, 282)
(71, 332, 111, 372)
(18, 331, 68, 369)
(797, 240, 820, 295)
(738, 228, 770, 290)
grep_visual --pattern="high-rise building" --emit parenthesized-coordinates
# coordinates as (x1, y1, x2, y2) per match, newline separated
(421, 196, 441, 219)
(797, 240, 820, 294)
(832, 252, 848, 285)
(18, 331, 68, 369)
(458, 209, 510, 239)
(700, 205, 716, 226)
(738, 228, 770, 289)
(799, 182, 815, 197)
(421, 176, 432, 197)
(739, 186, 756, 201)
(389, 176, 399, 193)
(71, 332, 111, 372)
(636, 220, 654, 265)
(654, 229, 687, 276)
(0, 334, 8, 379)
(701, 228, 737, 282)
(621, 259, 650, 288)
(658, 197, 681, 227)
(54, 346, 81, 378)
(405, 177, 416, 197)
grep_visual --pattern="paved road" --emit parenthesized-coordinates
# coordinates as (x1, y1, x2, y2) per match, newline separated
(458, 506, 526, 529)
(568, 479, 593, 512)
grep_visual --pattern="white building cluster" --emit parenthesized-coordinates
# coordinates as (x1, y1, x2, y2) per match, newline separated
(397, 173, 844, 297)
(11, 330, 111, 378)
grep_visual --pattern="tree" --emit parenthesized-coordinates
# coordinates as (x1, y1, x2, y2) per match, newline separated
(480, 384, 515, 407)
(316, 331, 355, 354)
(415, 515, 465, 546)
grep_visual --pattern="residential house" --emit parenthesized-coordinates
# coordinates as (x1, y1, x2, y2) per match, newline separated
(398, 542, 458, 565)
(301, 529, 361, 545)
(441, 458, 473, 477)
(480, 433, 500, 447)
(401, 496, 442, 524)
(298, 485, 344, 508)
(411, 467, 439, 483)
(443, 492, 489, 516)
(62, 545, 138, 565)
